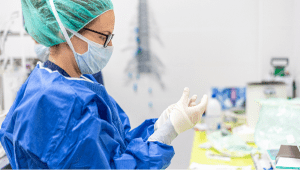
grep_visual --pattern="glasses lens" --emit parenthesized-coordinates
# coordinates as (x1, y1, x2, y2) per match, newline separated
(104, 34, 114, 48)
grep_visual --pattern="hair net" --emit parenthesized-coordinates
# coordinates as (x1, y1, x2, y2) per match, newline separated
(22, 0, 113, 47)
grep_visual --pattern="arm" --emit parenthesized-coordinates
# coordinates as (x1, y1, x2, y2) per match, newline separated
(1, 86, 174, 169)
(45, 100, 174, 169)
(109, 96, 156, 141)
(108, 96, 175, 168)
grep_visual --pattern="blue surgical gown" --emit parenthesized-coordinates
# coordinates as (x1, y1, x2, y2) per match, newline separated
(0, 62, 174, 169)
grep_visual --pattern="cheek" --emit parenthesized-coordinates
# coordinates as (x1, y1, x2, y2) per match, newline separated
(107, 40, 113, 46)
(71, 36, 88, 54)
(77, 42, 88, 54)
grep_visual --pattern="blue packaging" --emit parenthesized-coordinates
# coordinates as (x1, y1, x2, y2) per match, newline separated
(212, 87, 246, 111)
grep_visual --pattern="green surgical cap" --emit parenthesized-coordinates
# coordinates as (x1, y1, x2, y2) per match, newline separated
(22, 0, 113, 47)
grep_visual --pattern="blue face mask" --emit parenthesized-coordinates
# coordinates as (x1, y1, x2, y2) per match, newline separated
(34, 44, 50, 62)
(49, 1, 113, 75)
(67, 29, 114, 74)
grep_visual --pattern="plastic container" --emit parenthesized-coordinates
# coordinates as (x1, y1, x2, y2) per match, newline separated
(205, 94, 222, 133)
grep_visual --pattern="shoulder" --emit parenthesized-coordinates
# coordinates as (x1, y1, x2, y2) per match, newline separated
(0, 80, 85, 162)
(26, 64, 96, 105)
(20, 67, 88, 121)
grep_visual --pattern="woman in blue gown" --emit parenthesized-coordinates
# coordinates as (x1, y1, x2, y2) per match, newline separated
(0, 0, 208, 169)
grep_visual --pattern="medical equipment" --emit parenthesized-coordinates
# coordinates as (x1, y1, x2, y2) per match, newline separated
(246, 81, 287, 130)
(0, 11, 19, 71)
(212, 87, 246, 111)
(232, 125, 255, 143)
(205, 94, 222, 132)
(265, 58, 296, 98)
(271, 58, 288, 77)
(124, 0, 165, 92)
(207, 130, 258, 157)
(0, 10, 34, 112)
(254, 98, 300, 151)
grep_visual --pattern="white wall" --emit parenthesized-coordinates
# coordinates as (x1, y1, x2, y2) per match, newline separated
(0, 0, 36, 60)
(0, 0, 23, 32)
(294, 0, 300, 97)
(259, 0, 296, 79)
(1, 0, 300, 169)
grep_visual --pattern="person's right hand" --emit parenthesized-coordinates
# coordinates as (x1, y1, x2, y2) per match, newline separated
(154, 94, 198, 131)
(170, 87, 208, 134)
(148, 88, 208, 145)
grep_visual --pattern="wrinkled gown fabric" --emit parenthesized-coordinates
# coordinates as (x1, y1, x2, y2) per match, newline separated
(0, 62, 174, 169)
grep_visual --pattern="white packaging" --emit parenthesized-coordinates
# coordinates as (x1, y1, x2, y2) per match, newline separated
(205, 95, 222, 132)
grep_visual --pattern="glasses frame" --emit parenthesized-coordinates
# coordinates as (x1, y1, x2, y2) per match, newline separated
(83, 28, 114, 48)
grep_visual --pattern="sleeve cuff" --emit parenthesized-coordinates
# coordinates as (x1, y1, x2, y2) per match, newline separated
(147, 119, 178, 145)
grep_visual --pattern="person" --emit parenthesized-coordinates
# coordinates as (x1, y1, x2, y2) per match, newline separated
(0, 0, 208, 169)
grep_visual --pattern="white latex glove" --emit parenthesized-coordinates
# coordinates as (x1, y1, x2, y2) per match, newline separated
(189, 95, 198, 107)
(154, 94, 198, 131)
(149, 89, 204, 145)
(170, 87, 208, 134)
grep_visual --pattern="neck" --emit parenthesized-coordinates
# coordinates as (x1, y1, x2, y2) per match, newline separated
(49, 43, 81, 78)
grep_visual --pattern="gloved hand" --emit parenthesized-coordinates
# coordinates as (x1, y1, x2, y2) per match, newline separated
(170, 87, 208, 134)
(148, 88, 207, 145)
(154, 94, 198, 131)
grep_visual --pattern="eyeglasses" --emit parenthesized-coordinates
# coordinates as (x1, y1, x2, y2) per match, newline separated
(83, 28, 114, 48)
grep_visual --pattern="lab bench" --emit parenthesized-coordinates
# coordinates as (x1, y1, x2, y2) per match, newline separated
(189, 131, 256, 170)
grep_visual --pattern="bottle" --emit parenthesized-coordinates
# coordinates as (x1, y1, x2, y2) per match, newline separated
(205, 93, 222, 133)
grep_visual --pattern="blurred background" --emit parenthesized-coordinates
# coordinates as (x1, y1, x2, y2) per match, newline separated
(1, 0, 300, 169)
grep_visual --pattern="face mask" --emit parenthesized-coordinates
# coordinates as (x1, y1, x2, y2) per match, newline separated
(67, 29, 114, 74)
(49, 0, 113, 75)
(34, 44, 50, 62)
